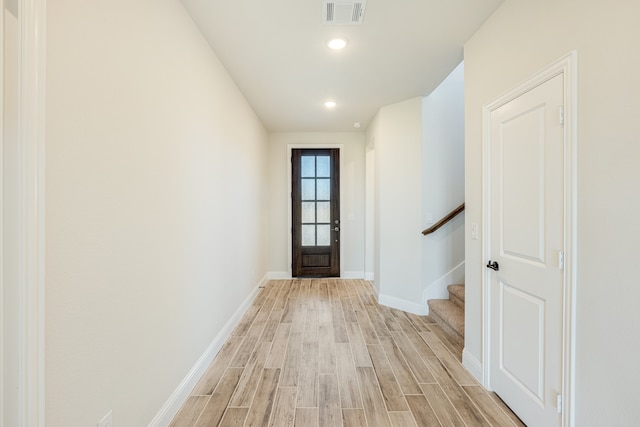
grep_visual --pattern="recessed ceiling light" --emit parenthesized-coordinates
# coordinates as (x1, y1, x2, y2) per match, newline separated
(327, 38, 348, 50)
(324, 100, 337, 109)
(353, 122, 361, 129)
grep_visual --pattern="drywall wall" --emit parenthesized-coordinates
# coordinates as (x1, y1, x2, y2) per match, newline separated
(366, 116, 380, 291)
(370, 98, 425, 312)
(46, 0, 268, 425)
(365, 143, 376, 281)
(421, 62, 465, 301)
(465, 0, 640, 424)
(267, 132, 366, 278)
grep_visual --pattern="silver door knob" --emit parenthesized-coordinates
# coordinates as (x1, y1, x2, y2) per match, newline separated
(334, 227, 340, 232)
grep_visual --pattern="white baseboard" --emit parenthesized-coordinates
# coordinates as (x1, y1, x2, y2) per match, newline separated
(462, 348, 484, 384)
(342, 271, 364, 279)
(423, 261, 465, 302)
(378, 293, 428, 315)
(364, 272, 375, 281)
(370, 280, 380, 297)
(257, 273, 270, 287)
(266, 271, 291, 280)
(148, 283, 262, 426)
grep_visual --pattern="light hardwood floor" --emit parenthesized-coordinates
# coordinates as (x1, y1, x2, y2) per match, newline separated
(170, 279, 525, 427)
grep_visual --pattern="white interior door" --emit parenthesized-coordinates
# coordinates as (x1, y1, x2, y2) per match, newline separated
(488, 73, 565, 426)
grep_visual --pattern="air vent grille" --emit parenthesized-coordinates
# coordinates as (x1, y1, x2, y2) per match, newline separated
(326, 2, 335, 21)
(323, 1, 367, 25)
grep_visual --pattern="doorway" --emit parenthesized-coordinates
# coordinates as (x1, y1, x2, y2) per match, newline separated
(482, 53, 576, 427)
(291, 148, 340, 277)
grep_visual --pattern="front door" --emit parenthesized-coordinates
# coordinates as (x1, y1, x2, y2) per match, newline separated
(487, 73, 565, 426)
(291, 148, 340, 277)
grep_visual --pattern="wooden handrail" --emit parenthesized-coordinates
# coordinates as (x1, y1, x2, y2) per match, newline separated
(421, 203, 465, 235)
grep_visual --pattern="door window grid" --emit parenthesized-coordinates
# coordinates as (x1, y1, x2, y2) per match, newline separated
(301, 155, 331, 246)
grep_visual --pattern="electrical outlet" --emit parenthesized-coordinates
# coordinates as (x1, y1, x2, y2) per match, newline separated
(98, 410, 112, 427)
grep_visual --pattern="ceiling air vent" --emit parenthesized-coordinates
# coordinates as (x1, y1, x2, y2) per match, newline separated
(323, 0, 367, 25)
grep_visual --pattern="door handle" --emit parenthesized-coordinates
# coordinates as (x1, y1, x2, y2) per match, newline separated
(486, 260, 499, 271)
(334, 227, 340, 232)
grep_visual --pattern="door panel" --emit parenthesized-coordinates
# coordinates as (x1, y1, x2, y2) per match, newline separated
(500, 282, 545, 403)
(292, 149, 340, 277)
(488, 73, 564, 426)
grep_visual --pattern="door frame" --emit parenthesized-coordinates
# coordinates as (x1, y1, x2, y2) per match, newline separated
(287, 144, 344, 278)
(481, 51, 577, 426)
(1, 0, 46, 425)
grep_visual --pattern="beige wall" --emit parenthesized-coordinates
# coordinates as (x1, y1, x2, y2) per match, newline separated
(370, 98, 425, 310)
(465, 0, 640, 424)
(267, 132, 366, 277)
(46, 0, 268, 425)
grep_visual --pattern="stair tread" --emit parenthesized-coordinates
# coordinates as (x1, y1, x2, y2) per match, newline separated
(427, 299, 464, 337)
(447, 284, 465, 302)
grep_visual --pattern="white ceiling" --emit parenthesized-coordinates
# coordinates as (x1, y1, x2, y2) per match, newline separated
(180, 0, 504, 132)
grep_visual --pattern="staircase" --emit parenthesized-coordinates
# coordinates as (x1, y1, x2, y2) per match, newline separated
(427, 284, 465, 347)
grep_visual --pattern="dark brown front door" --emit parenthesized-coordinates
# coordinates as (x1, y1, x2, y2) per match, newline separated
(292, 148, 340, 277)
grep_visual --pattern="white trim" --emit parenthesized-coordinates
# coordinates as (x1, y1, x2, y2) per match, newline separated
(363, 272, 374, 281)
(481, 51, 577, 426)
(266, 271, 291, 280)
(422, 261, 465, 302)
(8, 1, 48, 426)
(462, 348, 483, 383)
(286, 144, 344, 277)
(369, 278, 380, 296)
(1, 3, 5, 423)
(562, 50, 578, 427)
(377, 293, 428, 316)
(149, 283, 262, 426)
(255, 273, 270, 288)
(342, 271, 364, 279)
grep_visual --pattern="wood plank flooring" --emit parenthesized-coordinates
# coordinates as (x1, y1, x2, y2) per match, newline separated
(170, 279, 524, 427)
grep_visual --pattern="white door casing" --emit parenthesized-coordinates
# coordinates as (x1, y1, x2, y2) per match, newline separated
(1, 0, 46, 426)
(287, 144, 344, 279)
(482, 52, 577, 427)
(2, 4, 21, 425)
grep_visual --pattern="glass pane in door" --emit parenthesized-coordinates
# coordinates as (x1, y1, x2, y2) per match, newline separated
(301, 154, 332, 247)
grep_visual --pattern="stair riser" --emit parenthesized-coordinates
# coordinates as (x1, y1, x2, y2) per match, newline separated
(449, 293, 464, 309)
(427, 284, 465, 347)
(428, 309, 464, 347)
(447, 285, 465, 304)
(427, 300, 464, 337)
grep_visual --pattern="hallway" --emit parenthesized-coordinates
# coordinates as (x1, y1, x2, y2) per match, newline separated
(169, 279, 524, 426)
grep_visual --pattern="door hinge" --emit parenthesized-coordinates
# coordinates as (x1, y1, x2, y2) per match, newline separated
(559, 106, 565, 125)
(557, 394, 563, 414)
(558, 251, 565, 270)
